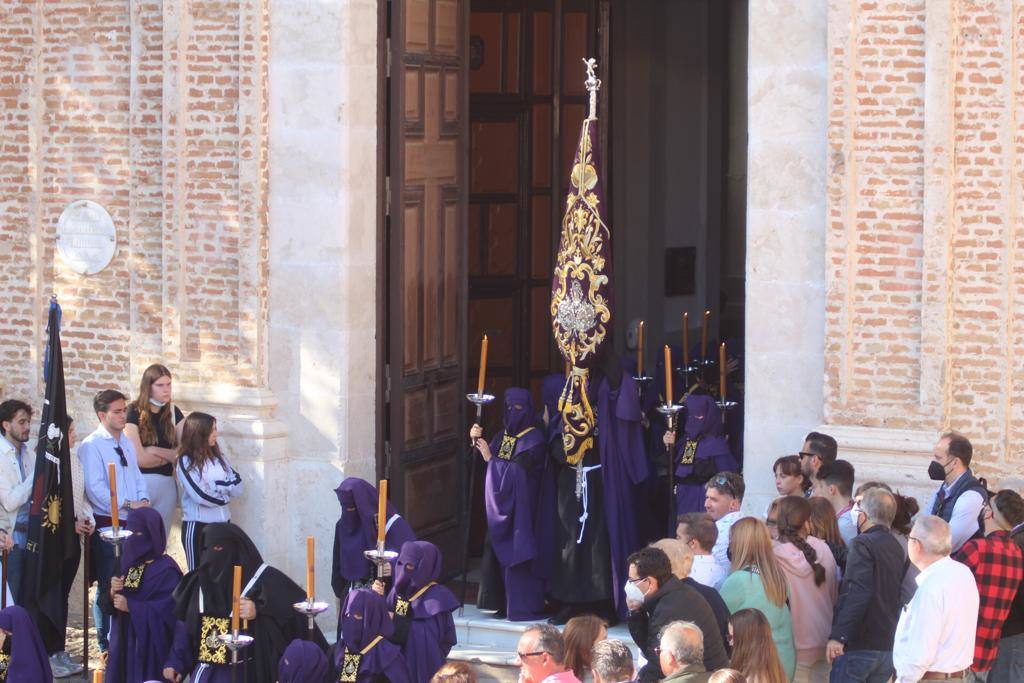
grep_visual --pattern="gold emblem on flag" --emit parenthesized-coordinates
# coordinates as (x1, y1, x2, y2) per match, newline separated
(42, 495, 61, 533)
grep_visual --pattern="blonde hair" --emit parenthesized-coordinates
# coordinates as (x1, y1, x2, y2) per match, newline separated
(728, 517, 789, 607)
(651, 538, 694, 579)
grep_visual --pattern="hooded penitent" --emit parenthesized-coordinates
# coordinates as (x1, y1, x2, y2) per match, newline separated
(278, 639, 329, 683)
(0, 605, 52, 681)
(335, 589, 410, 683)
(106, 506, 182, 683)
(387, 541, 459, 682)
(332, 478, 416, 587)
(167, 522, 327, 682)
(673, 393, 738, 516)
(551, 60, 613, 467)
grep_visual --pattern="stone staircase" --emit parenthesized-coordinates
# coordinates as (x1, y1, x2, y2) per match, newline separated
(449, 606, 640, 683)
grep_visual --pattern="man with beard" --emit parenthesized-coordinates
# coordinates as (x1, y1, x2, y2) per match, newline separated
(546, 349, 649, 624)
(469, 387, 548, 621)
(663, 394, 738, 522)
(163, 522, 327, 682)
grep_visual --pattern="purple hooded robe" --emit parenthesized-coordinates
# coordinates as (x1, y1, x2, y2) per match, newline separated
(481, 388, 547, 621)
(386, 541, 458, 682)
(673, 394, 738, 515)
(278, 639, 329, 683)
(332, 478, 416, 637)
(333, 589, 410, 683)
(106, 506, 183, 683)
(0, 605, 52, 682)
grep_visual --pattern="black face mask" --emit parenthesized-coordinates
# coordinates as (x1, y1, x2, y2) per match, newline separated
(928, 460, 948, 481)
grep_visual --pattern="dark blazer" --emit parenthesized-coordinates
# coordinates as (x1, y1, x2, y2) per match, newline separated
(682, 577, 731, 654)
(627, 576, 729, 681)
(829, 524, 906, 652)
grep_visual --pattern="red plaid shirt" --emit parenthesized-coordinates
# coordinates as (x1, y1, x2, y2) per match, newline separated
(955, 530, 1024, 671)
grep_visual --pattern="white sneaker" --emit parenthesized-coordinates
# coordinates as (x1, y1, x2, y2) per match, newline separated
(49, 651, 83, 678)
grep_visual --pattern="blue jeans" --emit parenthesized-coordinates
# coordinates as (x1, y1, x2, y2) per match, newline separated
(829, 650, 894, 683)
(989, 632, 1024, 683)
(5, 546, 24, 605)
(91, 533, 115, 652)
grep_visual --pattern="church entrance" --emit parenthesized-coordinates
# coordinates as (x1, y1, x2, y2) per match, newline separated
(380, 0, 748, 576)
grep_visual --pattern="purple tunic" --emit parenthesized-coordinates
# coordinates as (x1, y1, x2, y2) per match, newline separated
(279, 639, 329, 683)
(673, 394, 738, 515)
(335, 589, 411, 683)
(483, 388, 547, 621)
(387, 541, 459, 682)
(107, 507, 183, 683)
(597, 372, 651, 618)
(0, 605, 52, 681)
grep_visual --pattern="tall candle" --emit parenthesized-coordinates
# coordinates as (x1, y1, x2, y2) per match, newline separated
(93, 670, 103, 683)
(682, 312, 690, 369)
(637, 321, 645, 376)
(306, 536, 315, 601)
(663, 346, 673, 404)
(108, 462, 119, 529)
(701, 310, 710, 360)
(719, 342, 727, 400)
(476, 335, 489, 396)
(231, 564, 242, 633)
(377, 479, 389, 545)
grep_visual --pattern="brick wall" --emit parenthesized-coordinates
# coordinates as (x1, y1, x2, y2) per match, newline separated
(826, 1, 1024, 479)
(0, 0, 269, 425)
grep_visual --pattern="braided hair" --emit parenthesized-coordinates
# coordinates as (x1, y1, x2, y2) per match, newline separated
(775, 495, 826, 587)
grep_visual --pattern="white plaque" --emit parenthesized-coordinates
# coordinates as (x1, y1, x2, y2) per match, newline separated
(56, 200, 117, 275)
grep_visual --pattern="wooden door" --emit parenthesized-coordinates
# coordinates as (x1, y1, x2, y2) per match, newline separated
(467, 0, 606, 439)
(385, 0, 468, 576)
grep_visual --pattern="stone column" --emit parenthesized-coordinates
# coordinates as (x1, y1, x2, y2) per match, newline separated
(744, 1, 829, 512)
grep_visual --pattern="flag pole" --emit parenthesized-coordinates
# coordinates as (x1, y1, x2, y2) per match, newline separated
(82, 533, 89, 679)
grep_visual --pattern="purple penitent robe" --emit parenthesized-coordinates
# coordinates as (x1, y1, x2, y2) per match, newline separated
(673, 394, 738, 516)
(106, 506, 183, 683)
(0, 605, 52, 681)
(333, 589, 411, 683)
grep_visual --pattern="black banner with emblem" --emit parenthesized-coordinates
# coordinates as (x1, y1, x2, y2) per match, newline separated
(22, 298, 80, 651)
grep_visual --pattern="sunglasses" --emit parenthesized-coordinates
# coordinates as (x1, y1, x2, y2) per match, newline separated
(113, 445, 127, 467)
(709, 475, 736, 495)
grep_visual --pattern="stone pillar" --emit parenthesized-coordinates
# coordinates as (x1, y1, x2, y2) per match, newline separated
(744, 1, 829, 512)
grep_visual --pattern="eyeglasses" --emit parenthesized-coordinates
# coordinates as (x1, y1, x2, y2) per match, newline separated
(798, 451, 816, 459)
(113, 445, 127, 467)
(516, 651, 546, 660)
(628, 576, 649, 585)
(908, 536, 921, 544)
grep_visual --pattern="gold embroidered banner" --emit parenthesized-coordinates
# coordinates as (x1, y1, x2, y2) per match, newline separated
(550, 60, 611, 466)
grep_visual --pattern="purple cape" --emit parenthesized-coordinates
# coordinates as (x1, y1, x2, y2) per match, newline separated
(483, 388, 547, 620)
(387, 541, 458, 682)
(0, 605, 52, 681)
(673, 394, 738, 515)
(598, 371, 650, 618)
(279, 638, 329, 683)
(108, 507, 183, 683)
(337, 589, 411, 683)
(332, 478, 417, 588)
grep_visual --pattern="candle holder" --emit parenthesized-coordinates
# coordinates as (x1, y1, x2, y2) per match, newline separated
(98, 526, 133, 548)
(716, 400, 738, 411)
(217, 631, 254, 683)
(466, 392, 496, 422)
(293, 599, 330, 637)
(632, 374, 653, 400)
(364, 547, 399, 577)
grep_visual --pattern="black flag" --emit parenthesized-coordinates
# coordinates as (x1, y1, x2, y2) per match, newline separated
(22, 298, 80, 652)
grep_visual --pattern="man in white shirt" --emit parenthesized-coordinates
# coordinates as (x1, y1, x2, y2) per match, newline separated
(893, 515, 979, 683)
(703, 472, 746, 578)
(926, 432, 986, 553)
(77, 389, 149, 655)
(676, 512, 728, 589)
(0, 400, 34, 605)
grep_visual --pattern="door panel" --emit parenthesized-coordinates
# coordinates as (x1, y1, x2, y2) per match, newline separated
(388, 0, 467, 577)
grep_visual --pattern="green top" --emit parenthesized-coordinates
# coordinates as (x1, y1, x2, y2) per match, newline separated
(720, 568, 796, 681)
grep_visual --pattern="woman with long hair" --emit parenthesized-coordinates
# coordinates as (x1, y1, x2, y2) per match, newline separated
(773, 497, 837, 683)
(175, 412, 242, 570)
(719, 518, 796, 681)
(124, 364, 185, 533)
(729, 608, 788, 683)
(807, 497, 846, 574)
(563, 614, 607, 681)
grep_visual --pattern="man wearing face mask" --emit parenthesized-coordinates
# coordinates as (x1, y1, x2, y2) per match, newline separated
(663, 394, 739, 527)
(927, 432, 987, 553)
(625, 546, 728, 681)
(469, 387, 548, 621)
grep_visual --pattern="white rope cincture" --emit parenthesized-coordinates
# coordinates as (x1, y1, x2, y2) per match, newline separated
(576, 464, 603, 544)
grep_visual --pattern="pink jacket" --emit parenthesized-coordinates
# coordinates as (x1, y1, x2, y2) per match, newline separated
(774, 535, 839, 664)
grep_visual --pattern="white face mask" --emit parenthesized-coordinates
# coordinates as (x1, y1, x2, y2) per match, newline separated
(149, 398, 167, 409)
(624, 579, 646, 605)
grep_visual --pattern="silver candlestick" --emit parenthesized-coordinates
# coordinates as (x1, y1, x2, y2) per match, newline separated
(217, 631, 254, 683)
(293, 598, 330, 638)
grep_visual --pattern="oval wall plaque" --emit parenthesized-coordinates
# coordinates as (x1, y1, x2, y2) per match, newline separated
(56, 200, 117, 275)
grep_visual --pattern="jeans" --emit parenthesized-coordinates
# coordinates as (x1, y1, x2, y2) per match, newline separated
(5, 546, 24, 605)
(829, 649, 894, 683)
(91, 532, 115, 652)
(989, 632, 1024, 683)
